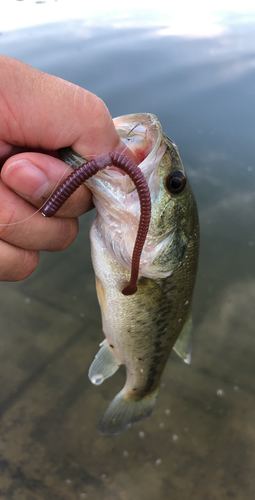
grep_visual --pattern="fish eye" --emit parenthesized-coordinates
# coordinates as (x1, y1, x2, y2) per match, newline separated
(165, 170, 186, 194)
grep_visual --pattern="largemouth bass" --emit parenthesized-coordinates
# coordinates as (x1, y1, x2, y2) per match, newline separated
(46, 113, 199, 435)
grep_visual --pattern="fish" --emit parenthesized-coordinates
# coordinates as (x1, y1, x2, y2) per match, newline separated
(51, 113, 200, 435)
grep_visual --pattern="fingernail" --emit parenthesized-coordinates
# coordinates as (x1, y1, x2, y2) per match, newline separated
(4, 159, 49, 199)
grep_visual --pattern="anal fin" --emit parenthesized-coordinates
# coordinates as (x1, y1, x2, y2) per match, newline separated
(89, 339, 121, 386)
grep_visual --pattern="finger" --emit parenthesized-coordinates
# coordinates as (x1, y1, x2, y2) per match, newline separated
(0, 139, 60, 169)
(0, 56, 125, 159)
(1, 152, 93, 217)
(0, 239, 39, 281)
(0, 180, 79, 251)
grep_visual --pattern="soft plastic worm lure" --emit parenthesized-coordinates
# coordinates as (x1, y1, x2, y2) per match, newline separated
(41, 152, 151, 296)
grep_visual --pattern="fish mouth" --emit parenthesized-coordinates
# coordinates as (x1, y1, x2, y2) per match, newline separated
(87, 113, 166, 193)
(113, 113, 162, 165)
(114, 113, 165, 186)
(87, 114, 175, 280)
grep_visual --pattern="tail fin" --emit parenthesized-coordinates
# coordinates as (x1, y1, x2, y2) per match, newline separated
(97, 389, 158, 435)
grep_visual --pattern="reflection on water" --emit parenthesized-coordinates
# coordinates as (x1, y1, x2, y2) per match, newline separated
(0, 20, 255, 499)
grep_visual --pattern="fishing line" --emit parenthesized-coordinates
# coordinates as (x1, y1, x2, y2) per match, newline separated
(0, 164, 71, 227)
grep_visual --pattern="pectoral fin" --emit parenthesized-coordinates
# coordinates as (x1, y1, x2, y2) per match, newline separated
(173, 311, 193, 364)
(89, 339, 121, 385)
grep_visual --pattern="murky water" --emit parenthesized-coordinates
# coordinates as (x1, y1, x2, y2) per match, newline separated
(1, 18, 255, 500)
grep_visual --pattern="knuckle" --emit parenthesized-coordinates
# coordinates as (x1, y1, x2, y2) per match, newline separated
(83, 91, 111, 135)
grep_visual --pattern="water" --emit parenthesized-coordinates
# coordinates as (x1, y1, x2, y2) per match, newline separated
(0, 16, 255, 500)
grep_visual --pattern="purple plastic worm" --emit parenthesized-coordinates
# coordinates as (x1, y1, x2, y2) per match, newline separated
(41, 152, 151, 296)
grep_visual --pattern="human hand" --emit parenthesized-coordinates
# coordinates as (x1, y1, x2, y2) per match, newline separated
(0, 55, 131, 281)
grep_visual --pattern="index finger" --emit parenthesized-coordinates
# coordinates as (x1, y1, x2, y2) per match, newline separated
(0, 55, 124, 160)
